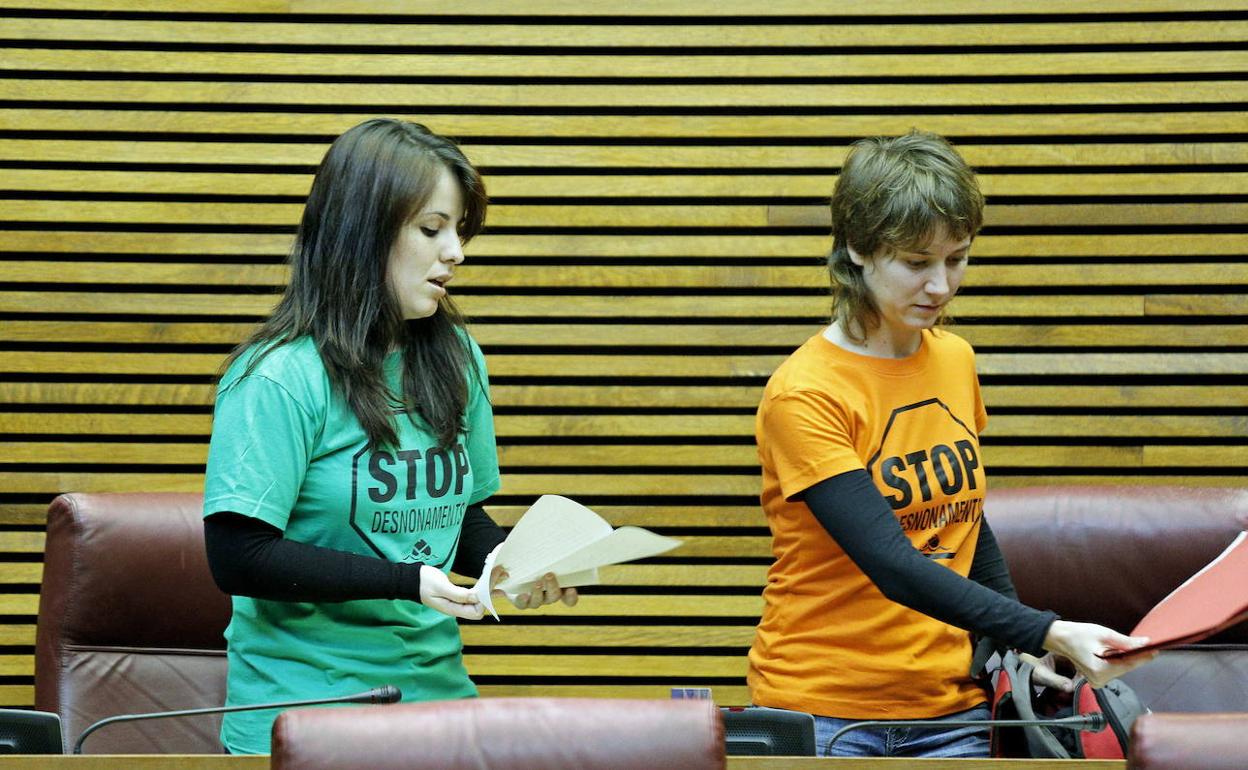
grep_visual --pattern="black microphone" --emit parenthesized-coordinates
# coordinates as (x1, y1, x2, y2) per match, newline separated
(72, 684, 402, 755)
(825, 712, 1106, 752)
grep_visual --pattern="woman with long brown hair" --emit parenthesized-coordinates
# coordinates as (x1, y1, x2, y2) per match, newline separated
(202, 118, 575, 755)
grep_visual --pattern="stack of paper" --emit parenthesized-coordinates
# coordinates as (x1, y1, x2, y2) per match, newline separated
(1105, 531, 1248, 657)
(473, 495, 683, 621)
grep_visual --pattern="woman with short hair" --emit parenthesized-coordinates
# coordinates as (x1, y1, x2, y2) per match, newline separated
(748, 130, 1154, 758)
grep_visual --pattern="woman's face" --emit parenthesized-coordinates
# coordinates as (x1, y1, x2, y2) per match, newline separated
(852, 222, 971, 343)
(387, 166, 466, 320)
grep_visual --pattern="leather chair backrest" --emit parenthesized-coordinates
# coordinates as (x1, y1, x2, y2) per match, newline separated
(987, 485, 1248, 637)
(987, 485, 1248, 712)
(1128, 712, 1248, 770)
(271, 697, 726, 770)
(34, 493, 230, 753)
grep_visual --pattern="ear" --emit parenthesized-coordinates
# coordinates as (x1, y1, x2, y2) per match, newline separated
(846, 243, 867, 267)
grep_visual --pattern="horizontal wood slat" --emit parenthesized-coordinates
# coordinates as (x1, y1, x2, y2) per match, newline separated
(459, 625, 753, 648)
(5, 291, 1244, 319)
(0, 686, 34, 707)
(2, 472, 1243, 498)
(0, 565, 41, 584)
(0, 291, 1168, 318)
(5, 352, 1246, 379)
(8, 201, 1248, 228)
(1, 319, 1243, 347)
(8, 81, 1246, 108)
(6, 1, 1243, 16)
(7, 169, 1248, 198)
(0, 626, 34, 646)
(5, 18, 1244, 46)
(462, 655, 747, 678)
(6, 442, 1246, 472)
(5, 260, 1246, 290)
(6, 383, 1246, 409)
(6, 109, 1248, 138)
(0, 655, 42, 676)
(0, 504, 769, 528)
(8, 49, 1248, 78)
(773, 203, 1248, 228)
(296, 0, 1248, 14)
(0, 651, 815, 680)
(5, 231, 1245, 259)
(0, 595, 37, 615)
(474, 685, 751, 704)
(5, 139, 1247, 167)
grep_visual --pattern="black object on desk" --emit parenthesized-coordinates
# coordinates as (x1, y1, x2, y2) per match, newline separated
(0, 709, 63, 754)
(720, 706, 816, 756)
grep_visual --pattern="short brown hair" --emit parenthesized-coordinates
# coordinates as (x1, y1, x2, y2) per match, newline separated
(827, 130, 983, 342)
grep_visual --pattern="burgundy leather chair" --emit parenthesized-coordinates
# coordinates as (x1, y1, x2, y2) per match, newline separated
(987, 485, 1248, 713)
(34, 493, 232, 753)
(270, 697, 726, 770)
(1128, 712, 1248, 769)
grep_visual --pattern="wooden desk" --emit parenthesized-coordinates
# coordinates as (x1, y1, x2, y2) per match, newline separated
(0, 756, 1127, 769)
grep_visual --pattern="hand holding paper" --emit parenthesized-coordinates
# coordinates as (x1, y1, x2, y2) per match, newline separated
(473, 495, 683, 621)
(1103, 530, 1248, 657)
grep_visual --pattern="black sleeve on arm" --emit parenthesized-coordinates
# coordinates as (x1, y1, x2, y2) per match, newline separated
(801, 470, 1054, 656)
(451, 503, 507, 578)
(967, 518, 1018, 600)
(204, 511, 423, 603)
(966, 517, 1021, 673)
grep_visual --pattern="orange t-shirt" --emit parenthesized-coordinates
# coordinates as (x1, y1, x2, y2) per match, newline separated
(748, 328, 990, 719)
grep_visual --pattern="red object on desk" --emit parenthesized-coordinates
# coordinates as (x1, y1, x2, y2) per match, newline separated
(1105, 531, 1248, 657)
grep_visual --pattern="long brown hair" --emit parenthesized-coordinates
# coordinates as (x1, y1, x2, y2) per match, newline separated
(223, 118, 488, 450)
(828, 129, 984, 343)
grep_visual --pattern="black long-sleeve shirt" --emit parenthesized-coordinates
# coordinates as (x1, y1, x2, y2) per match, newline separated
(801, 469, 1054, 656)
(203, 504, 506, 603)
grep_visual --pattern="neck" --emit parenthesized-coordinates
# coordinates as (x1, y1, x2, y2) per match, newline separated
(824, 321, 923, 359)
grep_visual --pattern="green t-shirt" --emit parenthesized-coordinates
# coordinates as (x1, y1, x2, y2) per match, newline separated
(202, 334, 501, 754)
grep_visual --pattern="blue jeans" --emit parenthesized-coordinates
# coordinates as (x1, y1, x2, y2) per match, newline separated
(814, 704, 991, 758)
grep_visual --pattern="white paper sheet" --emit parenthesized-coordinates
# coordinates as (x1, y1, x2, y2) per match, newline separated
(472, 495, 682, 621)
(475, 547, 502, 621)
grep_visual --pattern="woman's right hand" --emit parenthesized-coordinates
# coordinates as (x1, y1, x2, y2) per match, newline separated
(419, 565, 485, 620)
(1042, 619, 1157, 687)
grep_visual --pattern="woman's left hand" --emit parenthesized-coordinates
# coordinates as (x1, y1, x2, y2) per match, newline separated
(1020, 652, 1074, 693)
(510, 572, 579, 610)
(489, 557, 578, 610)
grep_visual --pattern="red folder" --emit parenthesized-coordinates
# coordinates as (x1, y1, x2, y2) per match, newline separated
(1104, 531, 1248, 658)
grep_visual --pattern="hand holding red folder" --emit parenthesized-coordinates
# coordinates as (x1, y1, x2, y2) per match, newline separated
(1103, 531, 1248, 658)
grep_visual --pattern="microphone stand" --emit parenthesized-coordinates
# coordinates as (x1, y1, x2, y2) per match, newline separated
(825, 712, 1106, 753)
(73, 684, 401, 755)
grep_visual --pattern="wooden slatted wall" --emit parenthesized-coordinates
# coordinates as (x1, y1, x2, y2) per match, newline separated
(1, 1, 1245, 707)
